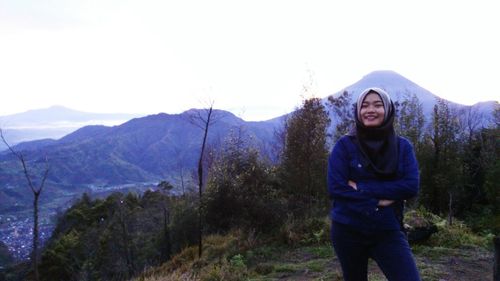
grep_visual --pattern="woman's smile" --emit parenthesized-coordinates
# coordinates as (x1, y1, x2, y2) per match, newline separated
(360, 92, 385, 127)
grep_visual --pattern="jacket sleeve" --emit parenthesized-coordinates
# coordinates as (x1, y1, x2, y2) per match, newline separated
(328, 137, 377, 202)
(356, 139, 419, 200)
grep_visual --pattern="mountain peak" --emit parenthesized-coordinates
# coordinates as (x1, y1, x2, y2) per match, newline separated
(333, 70, 440, 106)
(360, 70, 413, 84)
(348, 70, 421, 91)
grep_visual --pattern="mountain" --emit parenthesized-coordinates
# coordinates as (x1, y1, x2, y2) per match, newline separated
(0, 105, 144, 149)
(325, 70, 497, 127)
(331, 70, 441, 105)
(0, 109, 279, 212)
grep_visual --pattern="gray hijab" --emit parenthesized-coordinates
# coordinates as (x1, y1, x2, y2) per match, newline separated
(356, 87, 393, 123)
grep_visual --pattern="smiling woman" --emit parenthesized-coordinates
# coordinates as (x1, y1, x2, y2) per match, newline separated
(327, 87, 421, 280)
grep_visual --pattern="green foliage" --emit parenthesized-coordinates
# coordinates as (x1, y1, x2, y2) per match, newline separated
(305, 245, 334, 259)
(169, 195, 199, 253)
(280, 97, 330, 214)
(135, 231, 247, 281)
(407, 98, 499, 233)
(229, 254, 246, 269)
(404, 206, 442, 226)
(418, 98, 465, 215)
(482, 128, 500, 206)
(278, 215, 330, 246)
(428, 224, 492, 249)
(199, 257, 248, 281)
(409, 208, 491, 249)
(204, 130, 286, 233)
(38, 190, 199, 281)
(464, 203, 500, 235)
(39, 230, 83, 281)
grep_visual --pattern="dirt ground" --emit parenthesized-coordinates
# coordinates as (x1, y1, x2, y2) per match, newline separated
(252, 245, 494, 281)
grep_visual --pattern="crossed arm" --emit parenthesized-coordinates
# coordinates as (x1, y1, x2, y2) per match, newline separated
(327, 138, 419, 207)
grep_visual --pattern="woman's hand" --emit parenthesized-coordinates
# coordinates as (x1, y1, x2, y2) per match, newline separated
(378, 199, 395, 207)
(348, 180, 357, 190)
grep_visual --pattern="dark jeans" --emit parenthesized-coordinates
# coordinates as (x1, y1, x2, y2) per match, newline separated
(331, 221, 421, 281)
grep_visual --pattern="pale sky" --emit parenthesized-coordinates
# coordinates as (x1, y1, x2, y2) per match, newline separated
(0, 0, 498, 121)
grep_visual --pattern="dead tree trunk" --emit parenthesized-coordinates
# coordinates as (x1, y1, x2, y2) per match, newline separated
(1, 129, 49, 281)
(33, 191, 41, 280)
(188, 104, 217, 259)
(197, 106, 212, 258)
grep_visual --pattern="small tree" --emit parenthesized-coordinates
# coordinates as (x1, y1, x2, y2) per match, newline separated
(280, 98, 330, 214)
(1, 129, 49, 281)
(421, 99, 462, 220)
(188, 102, 218, 258)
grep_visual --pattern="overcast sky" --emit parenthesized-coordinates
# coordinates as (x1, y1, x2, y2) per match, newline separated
(0, 0, 498, 121)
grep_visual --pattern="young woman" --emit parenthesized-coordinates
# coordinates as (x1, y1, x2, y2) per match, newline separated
(327, 87, 421, 281)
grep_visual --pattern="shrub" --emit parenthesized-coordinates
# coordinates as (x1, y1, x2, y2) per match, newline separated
(408, 207, 491, 249)
(278, 215, 330, 246)
(204, 138, 286, 234)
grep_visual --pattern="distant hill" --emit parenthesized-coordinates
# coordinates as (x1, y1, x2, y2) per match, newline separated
(0, 105, 143, 149)
(0, 109, 279, 212)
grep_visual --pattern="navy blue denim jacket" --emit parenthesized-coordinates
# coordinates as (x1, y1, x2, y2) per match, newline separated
(327, 135, 419, 230)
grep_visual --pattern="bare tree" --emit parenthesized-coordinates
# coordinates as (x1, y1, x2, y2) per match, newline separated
(1, 129, 49, 281)
(187, 102, 219, 258)
(458, 105, 484, 144)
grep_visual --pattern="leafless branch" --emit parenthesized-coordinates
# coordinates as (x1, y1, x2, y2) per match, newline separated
(0, 128, 49, 194)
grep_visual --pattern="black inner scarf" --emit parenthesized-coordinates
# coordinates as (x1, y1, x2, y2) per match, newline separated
(348, 102, 399, 179)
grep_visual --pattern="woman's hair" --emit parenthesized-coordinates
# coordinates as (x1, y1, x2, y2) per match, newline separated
(355, 87, 393, 124)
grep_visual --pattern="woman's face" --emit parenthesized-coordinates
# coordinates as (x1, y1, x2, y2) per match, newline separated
(360, 92, 385, 127)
